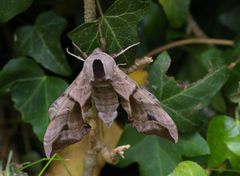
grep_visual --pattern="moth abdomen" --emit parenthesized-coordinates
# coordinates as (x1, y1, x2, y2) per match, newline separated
(92, 84, 119, 126)
(98, 111, 118, 127)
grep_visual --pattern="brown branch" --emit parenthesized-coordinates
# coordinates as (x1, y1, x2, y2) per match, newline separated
(82, 108, 100, 176)
(84, 0, 96, 22)
(228, 59, 240, 69)
(146, 38, 234, 57)
(82, 106, 130, 176)
(125, 56, 153, 74)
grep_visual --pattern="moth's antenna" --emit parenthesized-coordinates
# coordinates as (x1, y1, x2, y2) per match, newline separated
(72, 42, 88, 59)
(66, 48, 85, 62)
(112, 42, 140, 59)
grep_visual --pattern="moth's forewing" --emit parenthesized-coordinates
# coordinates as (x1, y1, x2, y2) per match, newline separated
(110, 59, 178, 142)
(111, 67, 137, 117)
(44, 70, 92, 156)
(68, 71, 92, 121)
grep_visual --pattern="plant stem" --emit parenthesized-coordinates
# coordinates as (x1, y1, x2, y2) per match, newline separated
(84, 0, 96, 22)
(38, 154, 57, 176)
(146, 38, 234, 57)
(20, 157, 65, 171)
(6, 150, 13, 176)
(82, 107, 101, 176)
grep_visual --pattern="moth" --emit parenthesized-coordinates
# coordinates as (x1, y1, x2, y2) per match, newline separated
(44, 48, 178, 157)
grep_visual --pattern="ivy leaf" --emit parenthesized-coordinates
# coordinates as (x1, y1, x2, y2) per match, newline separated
(178, 48, 227, 113)
(176, 133, 210, 157)
(117, 127, 181, 176)
(68, 0, 149, 65)
(168, 161, 208, 176)
(158, 0, 191, 28)
(0, 0, 32, 22)
(13, 11, 71, 76)
(225, 135, 240, 157)
(117, 127, 209, 176)
(229, 82, 240, 106)
(0, 57, 44, 95)
(148, 52, 229, 132)
(207, 115, 240, 169)
(0, 58, 68, 140)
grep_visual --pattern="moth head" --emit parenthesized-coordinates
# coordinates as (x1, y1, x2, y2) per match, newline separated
(84, 48, 117, 82)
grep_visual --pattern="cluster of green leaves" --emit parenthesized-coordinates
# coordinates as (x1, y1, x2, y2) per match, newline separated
(1, 0, 240, 175)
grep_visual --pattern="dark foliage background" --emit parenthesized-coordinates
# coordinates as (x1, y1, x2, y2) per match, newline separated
(1, 0, 240, 175)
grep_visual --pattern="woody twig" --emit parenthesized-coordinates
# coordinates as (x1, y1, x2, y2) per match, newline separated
(83, 107, 130, 176)
(84, 0, 96, 22)
(146, 38, 234, 57)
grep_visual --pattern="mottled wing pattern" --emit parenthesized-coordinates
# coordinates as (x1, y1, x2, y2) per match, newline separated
(44, 95, 91, 157)
(129, 88, 178, 143)
(111, 67, 137, 117)
(68, 71, 92, 120)
(44, 71, 92, 157)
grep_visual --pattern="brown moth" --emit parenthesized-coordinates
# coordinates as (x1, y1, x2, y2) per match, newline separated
(44, 48, 178, 157)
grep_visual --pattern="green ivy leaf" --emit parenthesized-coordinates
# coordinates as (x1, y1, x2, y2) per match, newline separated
(176, 133, 210, 157)
(0, 0, 32, 22)
(178, 48, 227, 113)
(177, 47, 210, 82)
(207, 115, 240, 168)
(117, 127, 181, 176)
(148, 52, 229, 132)
(68, 0, 149, 65)
(0, 57, 44, 95)
(225, 135, 240, 157)
(200, 49, 225, 68)
(13, 11, 71, 76)
(0, 58, 68, 140)
(229, 82, 240, 106)
(117, 127, 209, 176)
(158, 0, 191, 28)
(168, 161, 208, 176)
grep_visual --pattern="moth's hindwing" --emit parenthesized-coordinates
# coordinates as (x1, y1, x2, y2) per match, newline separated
(129, 88, 178, 142)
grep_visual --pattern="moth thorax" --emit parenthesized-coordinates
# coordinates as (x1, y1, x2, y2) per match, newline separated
(93, 59, 105, 79)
